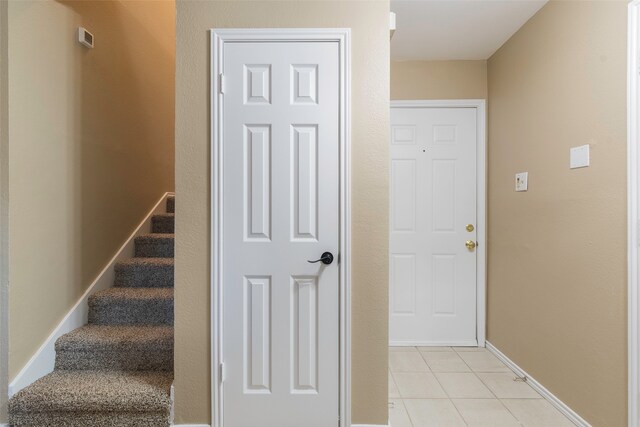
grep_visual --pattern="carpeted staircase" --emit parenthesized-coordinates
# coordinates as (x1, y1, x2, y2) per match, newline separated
(8, 196, 176, 427)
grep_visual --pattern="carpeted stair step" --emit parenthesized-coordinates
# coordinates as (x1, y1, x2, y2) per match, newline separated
(114, 258, 174, 288)
(55, 325, 173, 371)
(8, 370, 173, 427)
(166, 195, 175, 214)
(89, 288, 173, 326)
(134, 234, 174, 258)
(152, 213, 175, 233)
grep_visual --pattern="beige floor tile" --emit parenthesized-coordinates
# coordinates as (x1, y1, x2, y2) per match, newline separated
(502, 399, 575, 427)
(389, 371, 401, 398)
(394, 372, 448, 398)
(390, 351, 430, 372)
(417, 346, 454, 352)
(453, 346, 487, 352)
(477, 373, 542, 398)
(389, 399, 413, 427)
(403, 399, 466, 427)
(435, 373, 494, 398)
(452, 399, 520, 427)
(391, 346, 419, 352)
(457, 351, 511, 372)
(420, 351, 471, 373)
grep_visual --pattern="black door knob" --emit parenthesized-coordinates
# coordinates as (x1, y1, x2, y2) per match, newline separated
(307, 252, 334, 265)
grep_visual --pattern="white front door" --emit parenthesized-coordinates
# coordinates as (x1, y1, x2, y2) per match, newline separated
(390, 107, 478, 346)
(221, 40, 340, 427)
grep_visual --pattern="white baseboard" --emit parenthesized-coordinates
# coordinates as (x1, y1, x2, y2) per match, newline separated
(8, 192, 174, 397)
(169, 383, 175, 425)
(486, 341, 590, 427)
(172, 425, 210, 427)
(352, 424, 389, 427)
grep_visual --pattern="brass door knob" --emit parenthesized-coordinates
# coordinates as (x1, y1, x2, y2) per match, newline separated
(466, 224, 474, 232)
(465, 240, 477, 250)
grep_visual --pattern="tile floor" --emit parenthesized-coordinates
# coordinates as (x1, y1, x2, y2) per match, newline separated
(389, 346, 576, 427)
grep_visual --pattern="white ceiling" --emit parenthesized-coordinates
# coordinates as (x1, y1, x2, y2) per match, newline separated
(391, 0, 548, 61)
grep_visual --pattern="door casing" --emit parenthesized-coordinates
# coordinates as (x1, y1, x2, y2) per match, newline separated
(210, 28, 351, 427)
(390, 99, 487, 348)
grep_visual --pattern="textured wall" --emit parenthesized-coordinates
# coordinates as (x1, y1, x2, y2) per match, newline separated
(8, 0, 175, 379)
(0, 0, 7, 422)
(175, 0, 389, 424)
(391, 60, 487, 100)
(487, 2, 627, 426)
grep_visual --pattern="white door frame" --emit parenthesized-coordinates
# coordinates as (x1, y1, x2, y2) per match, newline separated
(390, 99, 487, 347)
(628, 2, 640, 426)
(210, 28, 351, 427)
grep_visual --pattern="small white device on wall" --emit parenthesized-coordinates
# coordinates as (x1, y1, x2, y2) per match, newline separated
(515, 172, 528, 192)
(78, 27, 94, 49)
(570, 144, 590, 169)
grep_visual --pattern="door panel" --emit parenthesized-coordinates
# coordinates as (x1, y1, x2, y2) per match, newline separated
(391, 159, 416, 232)
(223, 41, 339, 427)
(390, 107, 477, 346)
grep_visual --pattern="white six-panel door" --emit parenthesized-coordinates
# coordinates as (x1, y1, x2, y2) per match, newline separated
(221, 41, 340, 427)
(390, 107, 478, 346)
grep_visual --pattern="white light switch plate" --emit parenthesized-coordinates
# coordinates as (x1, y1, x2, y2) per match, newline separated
(515, 172, 528, 192)
(570, 144, 590, 169)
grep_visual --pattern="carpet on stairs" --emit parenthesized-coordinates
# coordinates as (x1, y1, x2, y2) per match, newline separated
(8, 195, 176, 427)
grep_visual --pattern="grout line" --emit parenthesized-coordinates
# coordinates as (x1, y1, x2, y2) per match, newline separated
(420, 347, 476, 374)
(388, 369, 401, 400)
(448, 396, 471, 427)
(402, 398, 417, 427)
(453, 348, 473, 372)
(429, 366, 451, 400)
(413, 399, 455, 401)
(497, 398, 528, 426)
(395, 398, 414, 427)
(391, 345, 541, 427)
(392, 346, 530, 427)
(400, 397, 454, 400)
(469, 347, 558, 425)
(416, 346, 434, 372)
(470, 370, 499, 399)
(390, 346, 432, 374)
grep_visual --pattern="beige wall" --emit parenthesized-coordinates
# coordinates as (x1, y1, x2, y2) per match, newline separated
(391, 60, 487, 100)
(175, 1, 389, 424)
(8, 0, 175, 379)
(487, 2, 627, 426)
(0, 0, 7, 422)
